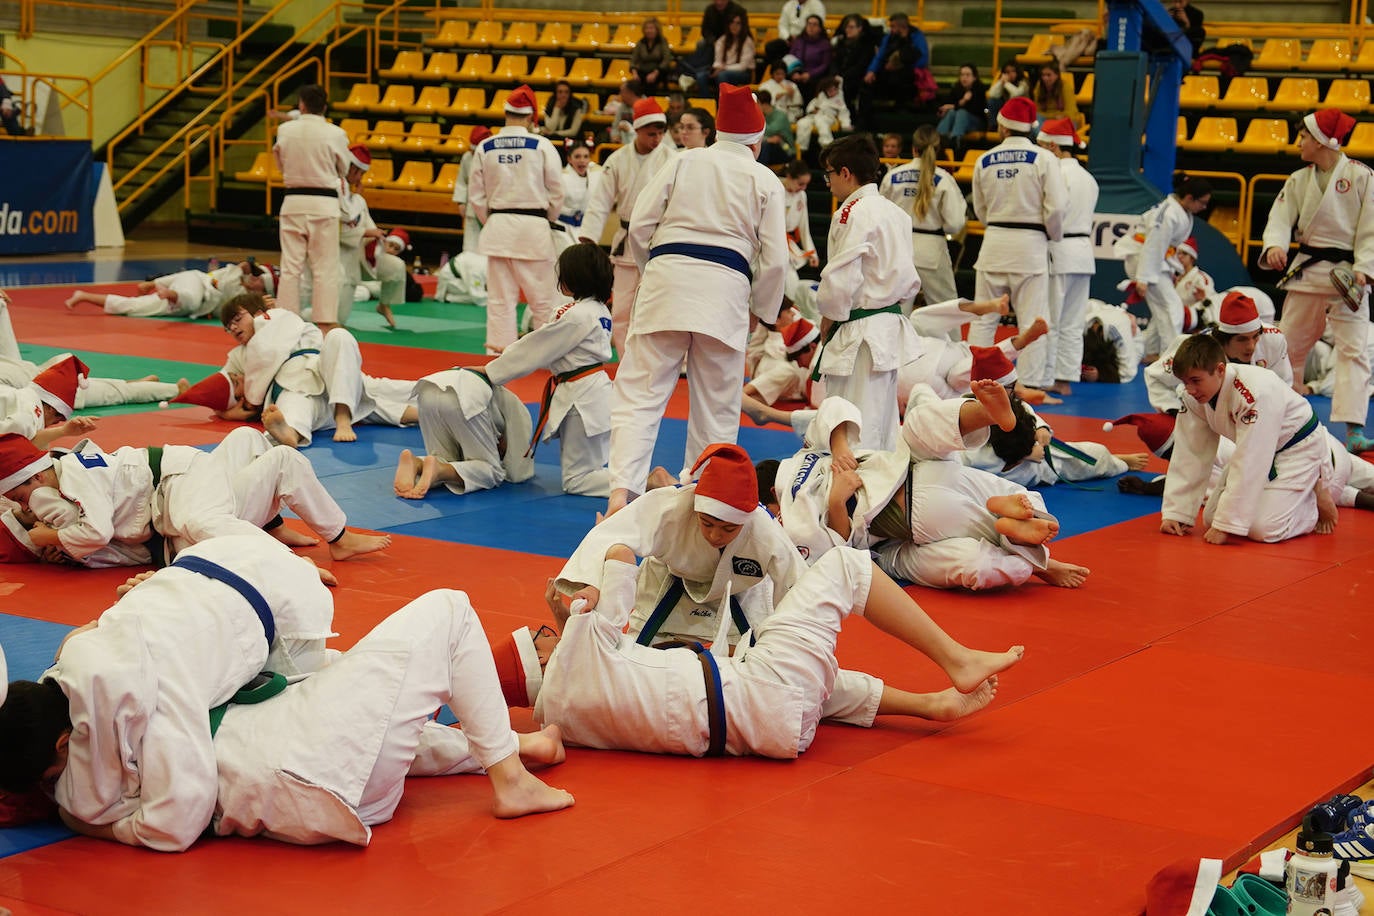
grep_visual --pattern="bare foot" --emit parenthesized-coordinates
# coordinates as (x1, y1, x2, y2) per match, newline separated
(329, 529, 391, 560)
(947, 646, 1025, 694)
(1012, 316, 1050, 350)
(176, 378, 191, 396)
(301, 556, 338, 587)
(64, 291, 96, 310)
(960, 294, 1010, 317)
(137, 281, 156, 294)
(491, 768, 575, 819)
(377, 303, 397, 328)
(136, 374, 160, 383)
(407, 455, 439, 499)
(517, 724, 568, 770)
(971, 378, 1017, 431)
(1293, 381, 1312, 396)
(1315, 482, 1339, 534)
(394, 449, 419, 496)
(606, 488, 631, 518)
(333, 422, 357, 443)
(925, 676, 999, 721)
(261, 405, 301, 447)
(270, 526, 320, 548)
(1117, 452, 1150, 471)
(1048, 381, 1072, 396)
(1033, 558, 1090, 588)
(985, 492, 1035, 520)
(995, 514, 1058, 545)
(646, 466, 677, 490)
(1015, 384, 1047, 405)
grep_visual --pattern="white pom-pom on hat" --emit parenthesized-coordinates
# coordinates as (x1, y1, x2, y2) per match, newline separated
(1102, 421, 1113, 432)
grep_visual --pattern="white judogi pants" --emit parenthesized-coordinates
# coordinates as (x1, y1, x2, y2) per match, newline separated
(608, 329, 744, 495)
(1049, 272, 1091, 383)
(208, 426, 348, 541)
(416, 384, 506, 494)
(278, 203, 341, 326)
(485, 257, 556, 353)
(1124, 255, 1184, 358)
(822, 342, 899, 452)
(1281, 290, 1372, 427)
(557, 409, 611, 497)
(972, 271, 1050, 388)
(610, 259, 641, 357)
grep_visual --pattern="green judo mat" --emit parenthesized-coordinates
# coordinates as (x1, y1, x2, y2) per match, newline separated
(20, 345, 219, 418)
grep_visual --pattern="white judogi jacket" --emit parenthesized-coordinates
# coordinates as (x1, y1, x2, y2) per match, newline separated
(1114, 195, 1193, 286)
(580, 143, 675, 261)
(1048, 157, 1097, 276)
(1175, 265, 1215, 312)
(815, 185, 922, 377)
(784, 185, 817, 269)
(1261, 154, 1374, 295)
(49, 536, 335, 851)
(1163, 363, 1329, 536)
(484, 296, 613, 443)
(558, 162, 601, 228)
(879, 160, 967, 268)
(0, 385, 44, 438)
(468, 126, 564, 262)
(1145, 324, 1292, 413)
(971, 136, 1065, 274)
(226, 308, 326, 408)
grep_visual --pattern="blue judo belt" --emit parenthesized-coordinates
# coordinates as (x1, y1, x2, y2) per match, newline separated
(1269, 411, 1320, 480)
(635, 574, 755, 648)
(267, 347, 320, 404)
(648, 242, 753, 281)
(172, 555, 276, 645)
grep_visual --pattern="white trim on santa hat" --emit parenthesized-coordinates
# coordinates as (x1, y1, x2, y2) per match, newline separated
(997, 97, 1037, 133)
(1304, 110, 1346, 150)
(1216, 294, 1262, 335)
(0, 453, 52, 495)
(1177, 238, 1198, 260)
(631, 103, 667, 131)
(346, 145, 371, 171)
(504, 90, 537, 116)
(784, 322, 819, 354)
(693, 493, 755, 525)
(385, 230, 411, 251)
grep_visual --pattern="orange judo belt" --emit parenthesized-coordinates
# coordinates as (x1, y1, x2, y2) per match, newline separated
(527, 362, 606, 456)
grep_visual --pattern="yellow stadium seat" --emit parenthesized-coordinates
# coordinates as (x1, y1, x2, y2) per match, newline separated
(383, 160, 435, 191)
(695, 97, 717, 117)
(565, 23, 611, 54)
(530, 22, 572, 53)
(378, 50, 425, 81)
(1238, 118, 1289, 154)
(482, 89, 512, 119)
(333, 83, 379, 113)
(528, 56, 567, 86)
(448, 87, 487, 116)
(1015, 33, 1061, 65)
(1267, 77, 1319, 112)
(401, 121, 443, 153)
(1324, 79, 1371, 114)
(1181, 116, 1238, 152)
(364, 120, 406, 151)
(492, 21, 538, 50)
(438, 123, 474, 156)
(1208, 204, 1241, 249)
(406, 86, 452, 116)
(1176, 116, 1188, 144)
(337, 118, 369, 143)
(592, 59, 632, 90)
(672, 26, 701, 55)
(604, 24, 641, 54)
(360, 158, 393, 189)
(661, 23, 685, 53)
(466, 21, 504, 49)
(1214, 77, 1268, 111)
(1299, 38, 1351, 72)
(1352, 41, 1374, 72)
(1178, 75, 1219, 109)
(566, 58, 604, 88)
(1075, 71, 1094, 107)
(581, 93, 609, 125)
(1344, 122, 1374, 157)
(234, 151, 281, 183)
(426, 20, 469, 49)
(535, 91, 552, 112)
(431, 162, 460, 194)
(483, 55, 531, 84)
(375, 85, 415, 114)
(1254, 38, 1301, 70)
(951, 149, 981, 184)
(417, 52, 459, 82)
(456, 53, 494, 82)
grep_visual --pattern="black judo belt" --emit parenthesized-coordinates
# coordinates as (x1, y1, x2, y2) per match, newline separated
(611, 218, 632, 257)
(987, 221, 1048, 235)
(654, 640, 727, 757)
(143, 446, 172, 568)
(912, 226, 945, 236)
(282, 187, 338, 198)
(490, 207, 550, 218)
(1278, 244, 1356, 287)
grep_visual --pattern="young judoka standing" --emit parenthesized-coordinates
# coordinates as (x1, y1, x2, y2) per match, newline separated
(1036, 118, 1097, 397)
(606, 84, 787, 513)
(878, 124, 966, 308)
(812, 133, 921, 452)
(1260, 108, 1374, 453)
(1161, 334, 1336, 544)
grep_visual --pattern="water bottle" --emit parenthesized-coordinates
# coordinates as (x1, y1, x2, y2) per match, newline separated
(1287, 815, 1340, 915)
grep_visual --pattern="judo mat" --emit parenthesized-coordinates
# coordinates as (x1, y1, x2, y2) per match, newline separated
(1, 280, 1373, 914)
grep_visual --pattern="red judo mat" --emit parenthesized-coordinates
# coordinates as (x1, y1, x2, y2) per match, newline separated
(2, 285, 1374, 913)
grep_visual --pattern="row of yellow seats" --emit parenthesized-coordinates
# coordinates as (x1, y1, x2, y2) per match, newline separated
(1207, 37, 1374, 73)
(233, 154, 459, 196)
(425, 20, 702, 57)
(339, 120, 496, 156)
(1179, 75, 1372, 112)
(335, 86, 611, 123)
(378, 51, 633, 90)
(1015, 33, 1095, 66)
(1174, 116, 1368, 154)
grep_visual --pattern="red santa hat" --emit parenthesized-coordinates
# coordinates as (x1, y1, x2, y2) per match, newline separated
(1145, 857, 1223, 916)
(691, 443, 759, 525)
(631, 97, 667, 131)
(969, 346, 1018, 386)
(504, 85, 539, 120)
(1223, 285, 1274, 322)
(715, 83, 766, 145)
(385, 227, 411, 251)
(1177, 236, 1198, 260)
(1215, 290, 1262, 334)
(252, 263, 279, 296)
(0, 434, 52, 495)
(997, 96, 1038, 133)
(1109, 412, 1176, 458)
(1036, 117, 1083, 148)
(0, 512, 37, 564)
(491, 627, 543, 707)
(469, 125, 492, 147)
(1303, 108, 1356, 150)
(171, 371, 236, 412)
(29, 355, 89, 420)
(346, 144, 372, 172)
(782, 317, 819, 354)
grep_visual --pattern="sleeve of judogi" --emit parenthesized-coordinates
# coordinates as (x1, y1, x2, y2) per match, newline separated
(330, 125, 351, 181)
(816, 215, 870, 321)
(579, 154, 617, 242)
(485, 309, 591, 386)
(1161, 402, 1221, 526)
(796, 194, 816, 255)
(1209, 395, 1282, 536)
(1352, 166, 1374, 278)
(241, 312, 302, 407)
(53, 465, 117, 560)
(1264, 329, 1293, 386)
(222, 345, 246, 378)
(752, 179, 789, 324)
(556, 490, 680, 591)
(468, 144, 490, 224)
(1261, 175, 1300, 254)
(542, 140, 565, 221)
(627, 155, 680, 270)
(453, 154, 472, 205)
(971, 163, 986, 222)
(803, 395, 864, 450)
(938, 174, 968, 234)
(1144, 345, 1183, 413)
(1042, 157, 1067, 242)
(1136, 203, 1174, 284)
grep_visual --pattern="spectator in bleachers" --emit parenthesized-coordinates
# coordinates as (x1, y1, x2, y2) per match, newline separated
(858, 12, 934, 127)
(679, 106, 716, 149)
(795, 75, 851, 160)
(543, 81, 587, 141)
(680, 0, 748, 92)
(776, 0, 826, 51)
(935, 63, 987, 155)
(758, 60, 804, 122)
(1030, 60, 1080, 128)
(711, 12, 757, 89)
(832, 14, 878, 119)
(757, 90, 795, 165)
(881, 133, 902, 159)
(985, 62, 1029, 132)
(630, 17, 677, 93)
(1145, 0, 1205, 61)
(604, 79, 644, 146)
(453, 125, 490, 254)
(788, 15, 833, 100)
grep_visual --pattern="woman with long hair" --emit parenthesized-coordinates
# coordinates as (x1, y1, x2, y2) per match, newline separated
(678, 107, 715, 148)
(543, 80, 586, 140)
(789, 15, 832, 99)
(711, 12, 756, 87)
(878, 124, 967, 307)
(935, 63, 987, 153)
(1031, 59, 1080, 125)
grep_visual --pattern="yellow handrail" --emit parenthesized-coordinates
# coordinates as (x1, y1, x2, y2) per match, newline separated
(1, 54, 95, 140)
(1243, 174, 1293, 262)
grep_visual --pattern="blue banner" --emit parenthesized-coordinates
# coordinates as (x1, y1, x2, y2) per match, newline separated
(0, 140, 94, 254)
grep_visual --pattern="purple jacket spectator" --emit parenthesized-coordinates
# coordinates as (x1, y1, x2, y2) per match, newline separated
(789, 32, 832, 81)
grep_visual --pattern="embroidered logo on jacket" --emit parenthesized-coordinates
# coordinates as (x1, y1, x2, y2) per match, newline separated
(1232, 377, 1255, 405)
(732, 557, 763, 578)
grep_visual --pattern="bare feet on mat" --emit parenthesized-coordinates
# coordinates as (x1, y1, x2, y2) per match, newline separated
(995, 514, 1058, 545)
(1316, 482, 1339, 534)
(491, 769, 575, 819)
(394, 449, 419, 497)
(376, 303, 397, 328)
(405, 455, 439, 499)
(270, 525, 319, 548)
(329, 529, 391, 560)
(261, 405, 301, 447)
(985, 492, 1035, 520)
(518, 724, 568, 770)
(947, 646, 1024, 694)
(1048, 381, 1072, 396)
(926, 676, 999, 721)
(333, 404, 356, 442)
(971, 378, 1017, 431)
(1117, 452, 1150, 470)
(176, 378, 191, 396)
(1033, 558, 1090, 588)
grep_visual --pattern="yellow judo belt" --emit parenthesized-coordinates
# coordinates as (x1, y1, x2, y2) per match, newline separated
(527, 363, 605, 457)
